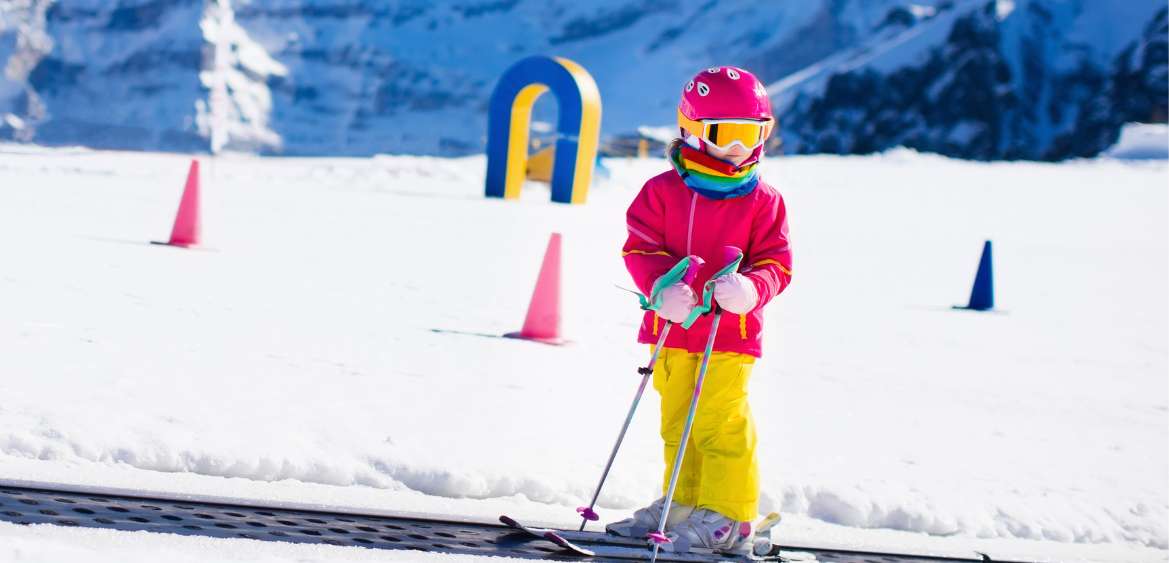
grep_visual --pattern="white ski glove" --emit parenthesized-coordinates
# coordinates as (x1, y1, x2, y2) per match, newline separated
(712, 273, 759, 314)
(656, 282, 697, 323)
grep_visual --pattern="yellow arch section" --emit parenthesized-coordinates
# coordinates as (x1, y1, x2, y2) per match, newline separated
(505, 83, 549, 200)
(555, 57, 601, 205)
(484, 56, 603, 205)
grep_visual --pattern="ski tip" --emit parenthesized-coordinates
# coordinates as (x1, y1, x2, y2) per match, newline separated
(499, 515, 517, 526)
(543, 531, 595, 556)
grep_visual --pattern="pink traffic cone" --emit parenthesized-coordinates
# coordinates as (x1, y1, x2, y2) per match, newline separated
(158, 160, 200, 247)
(506, 232, 564, 345)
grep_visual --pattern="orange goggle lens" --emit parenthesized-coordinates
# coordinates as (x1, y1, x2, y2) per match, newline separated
(677, 111, 772, 150)
(704, 120, 766, 149)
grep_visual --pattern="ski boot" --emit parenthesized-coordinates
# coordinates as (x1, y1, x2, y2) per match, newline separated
(666, 509, 786, 556)
(605, 497, 694, 538)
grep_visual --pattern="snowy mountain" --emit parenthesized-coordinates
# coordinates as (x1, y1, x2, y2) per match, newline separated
(773, 0, 1168, 160)
(0, 0, 916, 154)
(1, 0, 1166, 159)
(1, 0, 285, 152)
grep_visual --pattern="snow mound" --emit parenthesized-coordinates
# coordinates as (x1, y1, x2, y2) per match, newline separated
(1105, 123, 1169, 160)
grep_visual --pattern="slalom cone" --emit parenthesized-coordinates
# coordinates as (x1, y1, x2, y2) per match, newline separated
(154, 160, 201, 248)
(955, 240, 994, 311)
(506, 232, 565, 345)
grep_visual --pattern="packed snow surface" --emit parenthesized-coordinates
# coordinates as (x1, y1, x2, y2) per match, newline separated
(0, 145, 1165, 562)
(1106, 123, 1169, 161)
(0, 520, 495, 563)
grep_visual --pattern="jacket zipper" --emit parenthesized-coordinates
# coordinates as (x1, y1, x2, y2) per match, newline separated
(686, 192, 697, 255)
(690, 192, 747, 341)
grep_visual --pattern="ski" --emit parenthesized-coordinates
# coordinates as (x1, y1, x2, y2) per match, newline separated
(499, 513, 817, 562)
(575, 543, 757, 562)
(532, 540, 815, 562)
(499, 515, 595, 556)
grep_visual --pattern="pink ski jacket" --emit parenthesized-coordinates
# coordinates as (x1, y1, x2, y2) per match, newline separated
(623, 169, 792, 358)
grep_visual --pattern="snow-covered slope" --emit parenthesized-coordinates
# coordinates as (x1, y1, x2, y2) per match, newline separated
(775, 0, 1169, 160)
(0, 146, 1165, 562)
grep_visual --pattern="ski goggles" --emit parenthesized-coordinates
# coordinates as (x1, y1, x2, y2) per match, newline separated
(678, 111, 773, 151)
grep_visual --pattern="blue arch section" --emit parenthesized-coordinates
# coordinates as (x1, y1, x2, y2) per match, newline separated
(484, 55, 599, 204)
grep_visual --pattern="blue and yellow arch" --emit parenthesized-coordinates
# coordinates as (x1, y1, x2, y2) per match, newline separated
(485, 56, 602, 205)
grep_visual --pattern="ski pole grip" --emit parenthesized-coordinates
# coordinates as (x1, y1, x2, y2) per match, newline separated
(720, 246, 743, 271)
(641, 255, 704, 312)
(681, 255, 704, 285)
(709, 246, 745, 289)
(679, 247, 743, 330)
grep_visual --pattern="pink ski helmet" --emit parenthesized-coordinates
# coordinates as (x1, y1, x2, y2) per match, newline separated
(678, 66, 773, 122)
(677, 66, 774, 155)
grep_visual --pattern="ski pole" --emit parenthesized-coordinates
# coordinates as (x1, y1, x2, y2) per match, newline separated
(577, 324, 671, 530)
(577, 257, 705, 530)
(647, 247, 742, 562)
(648, 304, 723, 560)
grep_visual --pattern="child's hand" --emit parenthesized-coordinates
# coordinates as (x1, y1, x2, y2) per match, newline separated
(657, 282, 697, 323)
(713, 274, 759, 314)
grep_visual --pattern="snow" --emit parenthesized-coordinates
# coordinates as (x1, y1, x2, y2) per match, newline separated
(1106, 123, 1169, 161)
(995, 0, 1016, 21)
(0, 520, 507, 562)
(197, 0, 289, 153)
(0, 145, 1166, 562)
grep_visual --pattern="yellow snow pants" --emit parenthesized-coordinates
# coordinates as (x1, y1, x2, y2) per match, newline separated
(652, 346, 758, 522)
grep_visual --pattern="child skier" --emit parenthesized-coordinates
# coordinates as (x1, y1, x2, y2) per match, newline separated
(609, 66, 792, 553)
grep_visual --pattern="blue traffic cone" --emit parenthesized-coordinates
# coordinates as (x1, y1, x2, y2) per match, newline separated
(959, 240, 994, 311)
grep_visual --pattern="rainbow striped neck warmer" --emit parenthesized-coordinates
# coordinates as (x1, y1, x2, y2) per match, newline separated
(668, 140, 760, 200)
